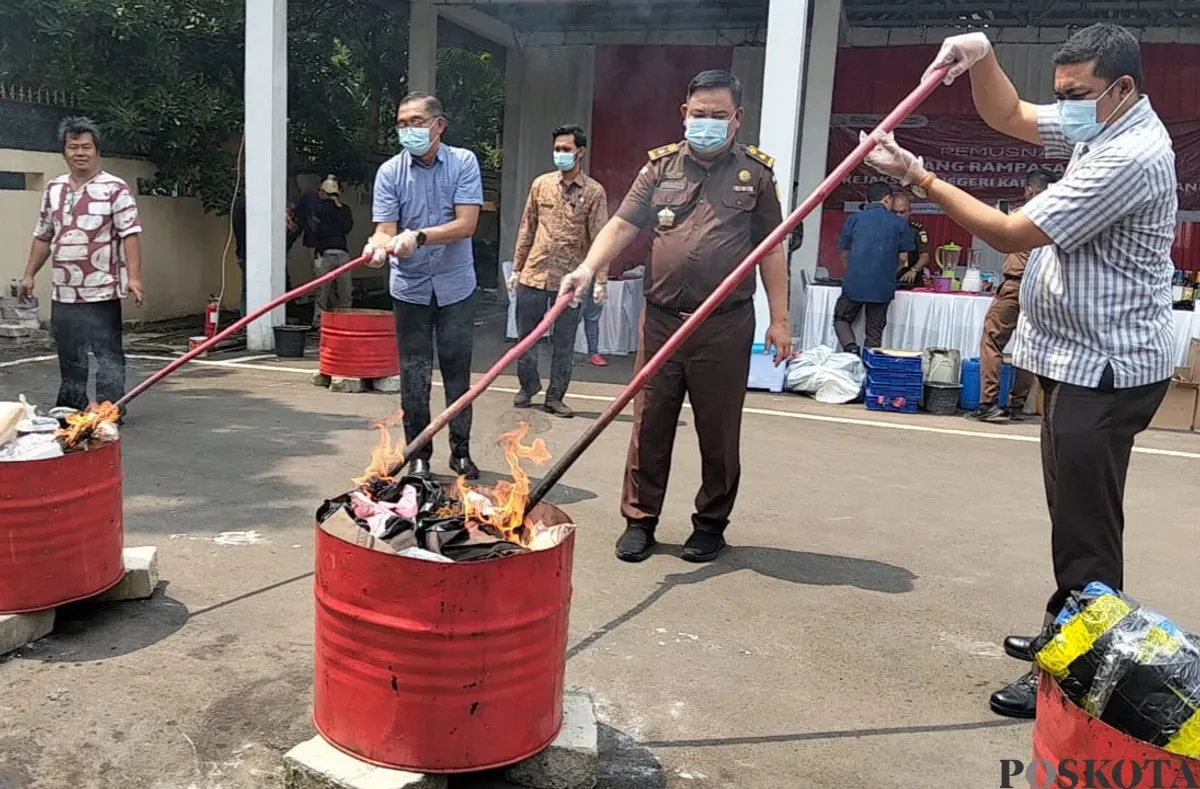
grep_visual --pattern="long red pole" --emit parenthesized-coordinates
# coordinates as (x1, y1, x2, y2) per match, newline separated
(524, 67, 949, 511)
(116, 253, 372, 407)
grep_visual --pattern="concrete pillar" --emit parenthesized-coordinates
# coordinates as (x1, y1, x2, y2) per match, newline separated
(756, 0, 812, 341)
(498, 47, 524, 300)
(793, 0, 842, 289)
(244, 0, 288, 351)
(408, 0, 438, 93)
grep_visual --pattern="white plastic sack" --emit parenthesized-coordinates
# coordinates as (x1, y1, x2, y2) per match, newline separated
(785, 345, 866, 403)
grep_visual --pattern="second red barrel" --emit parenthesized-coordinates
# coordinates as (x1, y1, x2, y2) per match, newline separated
(318, 309, 399, 380)
(312, 493, 575, 773)
(0, 439, 125, 614)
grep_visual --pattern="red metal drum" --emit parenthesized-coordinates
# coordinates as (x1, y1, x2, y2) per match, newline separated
(318, 309, 399, 380)
(313, 496, 575, 773)
(1030, 670, 1200, 785)
(0, 440, 124, 614)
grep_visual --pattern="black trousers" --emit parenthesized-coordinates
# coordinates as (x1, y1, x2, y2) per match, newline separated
(393, 293, 476, 462)
(51, 299, 126, 412)
(833, 295, 889, 350)
(1039, 365, 1169, 617)
(516, 284, 582, 403)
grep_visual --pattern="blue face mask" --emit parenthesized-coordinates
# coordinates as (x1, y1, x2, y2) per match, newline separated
(1057, 80, 1128, 143)
(685, 118, 730, 153)
(398, 126, 434, 156)
(553, 151, 576, 171)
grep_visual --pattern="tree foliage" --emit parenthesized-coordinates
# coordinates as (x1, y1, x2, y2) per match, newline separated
(0, 0, 505, 213)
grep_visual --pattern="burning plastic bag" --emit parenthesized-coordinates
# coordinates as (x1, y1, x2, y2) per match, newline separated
(1034, 582, 1200, 758)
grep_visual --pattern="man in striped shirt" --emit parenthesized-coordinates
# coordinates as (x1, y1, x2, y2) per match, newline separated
(864, 23, 1175, 719)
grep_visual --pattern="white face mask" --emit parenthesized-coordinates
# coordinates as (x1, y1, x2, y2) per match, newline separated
(1057, 80, 1131, 143)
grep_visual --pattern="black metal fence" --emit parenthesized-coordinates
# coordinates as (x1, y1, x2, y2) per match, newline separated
(0, 89, 139, 157)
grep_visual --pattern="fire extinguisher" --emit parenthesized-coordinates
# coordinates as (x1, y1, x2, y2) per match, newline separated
(203, 298, 220, 339)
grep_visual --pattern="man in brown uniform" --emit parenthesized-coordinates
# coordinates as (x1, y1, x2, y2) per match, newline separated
(965, 168, 1055, 423)
(558, 69, 792, 563)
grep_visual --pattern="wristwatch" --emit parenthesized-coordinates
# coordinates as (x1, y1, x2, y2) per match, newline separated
(415, 230, 427, 248)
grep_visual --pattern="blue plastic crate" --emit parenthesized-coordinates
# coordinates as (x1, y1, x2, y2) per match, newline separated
(864, 387, 919, 413)
(863, 348, 923, 373)
(866, 369, 924, 388)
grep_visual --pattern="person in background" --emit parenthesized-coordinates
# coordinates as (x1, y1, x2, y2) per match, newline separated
(509, 123, 609, 417)
(965, 168, 1056, 423)
(865, 23, 1175, 719)
(231, 191, 301, 318)
(18, 117, 143, 420)
(833, 181, 914, 354)
(582, 277, 607, 367)
(891, 192, 932, 285)
(364, 91, 484, 480)
(309, 175, 355, 325)
(557, 69, 792, 564)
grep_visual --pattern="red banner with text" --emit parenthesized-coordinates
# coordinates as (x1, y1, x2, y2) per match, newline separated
(825, 114, 1200, 213)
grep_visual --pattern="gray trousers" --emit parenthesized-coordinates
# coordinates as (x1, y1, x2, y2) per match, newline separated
(314, 249, 352, 319)
(516, 284, 582, 403)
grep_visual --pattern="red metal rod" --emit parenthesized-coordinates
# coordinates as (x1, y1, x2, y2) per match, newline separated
(524, 67, 950, 511)
(117, 254, 372, 407)
(384, 293, 575, 477)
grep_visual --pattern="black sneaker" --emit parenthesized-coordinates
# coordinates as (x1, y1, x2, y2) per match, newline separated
(965, 403, 1010, 423)
(1008, 401, 1027, 421)
(513, 391, 535, 409)
(842, 343, 861, 357)
(681, 530, 727, 563)
(449, 455, 480, 480)
(615, 525, 655, 563)
(544, 399, 574, 418)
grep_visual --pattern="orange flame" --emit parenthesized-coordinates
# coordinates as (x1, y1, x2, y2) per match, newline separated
(352, 409, 405, 488)
(56, 402, 120, 448)
(458, 422, 550, 543)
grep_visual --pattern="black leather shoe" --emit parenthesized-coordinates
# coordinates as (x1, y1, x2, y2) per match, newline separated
(681, 530, 727, 563)
(990, 671, 1038, 719)
(513, 391, 535, 409)
(615, 526, 655, 562)
(1004, 635, 1037, 662)
(449, 455, 480, 480)
(544, 399, 574, 418)
(408, 458, 431, 479)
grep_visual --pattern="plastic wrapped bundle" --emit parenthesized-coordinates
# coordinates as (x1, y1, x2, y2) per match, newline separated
(1034, 582, 1200, 758)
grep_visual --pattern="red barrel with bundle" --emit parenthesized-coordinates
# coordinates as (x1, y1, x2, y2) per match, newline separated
(0, 439, 124, 613)
(312, 494, 575, 773)
(1031, 670, 1200, 785)
(318, 309, 399, 380)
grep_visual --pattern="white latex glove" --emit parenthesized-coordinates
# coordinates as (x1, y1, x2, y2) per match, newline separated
(862, 131, 930, 187)
(592, 282, 607, 306)
(506, 272, 518, 294)
(924, 32, 992, 86)
(363, 237, 390, 268)
(388, 230, 420, 259)
(557, 264, 594, 307)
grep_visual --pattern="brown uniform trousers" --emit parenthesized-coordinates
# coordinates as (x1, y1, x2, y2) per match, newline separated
(979, 277, 1034, 407)
(622, 302, 756, 534)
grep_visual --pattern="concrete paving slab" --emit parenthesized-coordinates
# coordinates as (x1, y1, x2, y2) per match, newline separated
(0, 610, 54, 656)
(506, 687, 598, 789)
(95, 546, 160, 602)
(283, 736, 447, 789)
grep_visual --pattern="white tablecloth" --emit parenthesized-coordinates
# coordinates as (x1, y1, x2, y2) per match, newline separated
(503, 261, 644, 356)
(803, 284, 1200, 366)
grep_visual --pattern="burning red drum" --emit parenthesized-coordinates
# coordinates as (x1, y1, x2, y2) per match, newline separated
(318, 309, 399, 380)
(1031, 669, 1200, 783)
(0, 439, 124, 614)
(313, 495, 575, 773)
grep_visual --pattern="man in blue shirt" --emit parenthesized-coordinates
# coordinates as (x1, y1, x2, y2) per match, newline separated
(833, 181, 914, 354)
(364, 91, 485, 479)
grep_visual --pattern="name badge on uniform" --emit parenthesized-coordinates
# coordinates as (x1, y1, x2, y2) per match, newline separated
(732, 185, 754, 193)
(658, 179, 686, 191)
(657, 207, 676, 229)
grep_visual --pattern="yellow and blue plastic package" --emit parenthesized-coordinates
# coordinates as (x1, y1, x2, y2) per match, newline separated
(1034, 581, 1200, 758)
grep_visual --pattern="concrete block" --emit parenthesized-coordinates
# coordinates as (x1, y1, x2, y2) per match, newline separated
(312, 372, 332, 388)
(329, 377, 366, 394)
(282, 736, 447, 789)
(505, 687, 598, 789)
(0, 610, 55, 656)
(96, 547, 159, 602)
(371, 375, 402, 394)
(0, 324, 31, 339)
